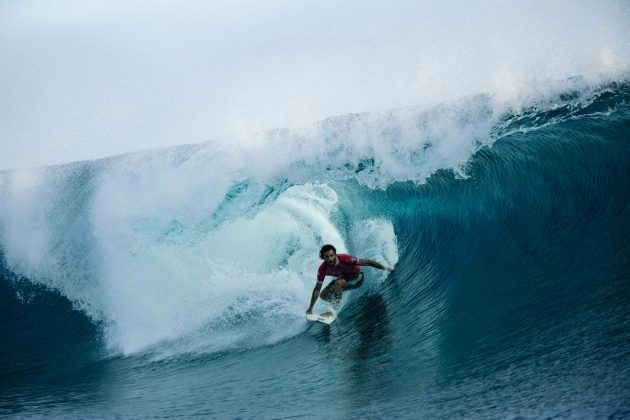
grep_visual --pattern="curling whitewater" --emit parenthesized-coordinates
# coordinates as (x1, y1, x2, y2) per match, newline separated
(1, 81, 630, 417)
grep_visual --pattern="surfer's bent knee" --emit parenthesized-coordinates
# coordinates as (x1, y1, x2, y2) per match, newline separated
(334, 278, 347, 290)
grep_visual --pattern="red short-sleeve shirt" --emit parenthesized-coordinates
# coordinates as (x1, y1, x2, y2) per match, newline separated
(317, 253, 362, 284)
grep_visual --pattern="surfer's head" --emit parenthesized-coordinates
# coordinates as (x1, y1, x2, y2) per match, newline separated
(320, 244, 337, 266)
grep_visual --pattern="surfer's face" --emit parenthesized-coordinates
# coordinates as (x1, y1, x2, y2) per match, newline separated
(323, 250, 337, 266)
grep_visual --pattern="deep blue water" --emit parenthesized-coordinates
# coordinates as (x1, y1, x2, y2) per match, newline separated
(1, 80, 629, 418)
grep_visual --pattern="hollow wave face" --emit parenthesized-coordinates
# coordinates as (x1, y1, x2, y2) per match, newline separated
(0, 79, 627, 361)
(0, 164, 399, 356)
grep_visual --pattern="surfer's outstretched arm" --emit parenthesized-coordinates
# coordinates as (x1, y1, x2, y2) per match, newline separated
(358, 259, 395, 272)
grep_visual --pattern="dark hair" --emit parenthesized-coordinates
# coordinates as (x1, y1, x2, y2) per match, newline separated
(319, 244, 336, 259)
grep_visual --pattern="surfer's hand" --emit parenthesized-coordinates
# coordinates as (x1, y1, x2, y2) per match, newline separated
(387, 265, 396, 273)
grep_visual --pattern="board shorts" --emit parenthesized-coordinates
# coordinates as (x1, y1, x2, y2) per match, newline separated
(327, 272, 364, 290)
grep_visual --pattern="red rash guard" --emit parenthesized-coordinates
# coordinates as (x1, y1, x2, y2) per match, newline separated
(316, 254, 362, 285)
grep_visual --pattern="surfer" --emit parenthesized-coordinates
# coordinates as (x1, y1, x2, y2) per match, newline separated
(306, 244, 394, 315)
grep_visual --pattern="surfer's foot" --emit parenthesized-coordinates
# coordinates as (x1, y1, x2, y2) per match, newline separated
(321, 311, 334, 317)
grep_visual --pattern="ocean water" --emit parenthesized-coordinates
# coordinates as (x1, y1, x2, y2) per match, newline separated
(1, 79, 629, 418)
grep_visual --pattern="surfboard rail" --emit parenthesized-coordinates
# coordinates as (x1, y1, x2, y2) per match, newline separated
(306, 311, 337, 325)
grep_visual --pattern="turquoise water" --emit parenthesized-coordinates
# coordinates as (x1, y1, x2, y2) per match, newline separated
(1, 80, 629, 418)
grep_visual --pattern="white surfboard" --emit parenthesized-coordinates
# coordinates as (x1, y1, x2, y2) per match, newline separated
(306, 310, 337, 325)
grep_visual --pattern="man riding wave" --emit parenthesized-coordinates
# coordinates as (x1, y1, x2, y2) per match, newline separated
(306, 244, 395, 315)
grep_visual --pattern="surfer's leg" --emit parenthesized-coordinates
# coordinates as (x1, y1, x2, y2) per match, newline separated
(320, 277, 347, 302)
(332, 278, 347, 297)
(329, 278, 346, 309)
(319, 282, 333, 301)
(318, 279, 346, 316)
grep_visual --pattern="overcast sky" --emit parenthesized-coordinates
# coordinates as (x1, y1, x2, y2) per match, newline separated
(1, 0, 629, 170)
